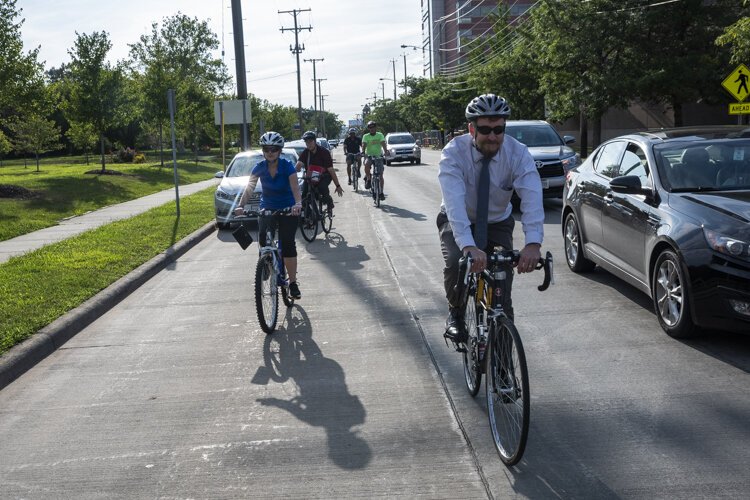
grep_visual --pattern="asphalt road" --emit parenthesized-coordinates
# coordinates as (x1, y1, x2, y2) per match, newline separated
(1, 146, 749, 499)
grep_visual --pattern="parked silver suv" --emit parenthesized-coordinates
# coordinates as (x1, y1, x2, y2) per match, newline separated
(384, 132, 421, 165)
(505, 120, 579, 198)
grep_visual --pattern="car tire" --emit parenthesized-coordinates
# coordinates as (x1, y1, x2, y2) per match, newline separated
(563, 212, 596, 272)
(652, 250, 699, 339)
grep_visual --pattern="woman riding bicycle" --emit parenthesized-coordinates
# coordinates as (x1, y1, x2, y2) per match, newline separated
(437, 94, 544, 346)
(236, 131, 303, 299)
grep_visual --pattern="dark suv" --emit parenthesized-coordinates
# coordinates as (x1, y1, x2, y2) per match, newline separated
(505, 120, 579, 198)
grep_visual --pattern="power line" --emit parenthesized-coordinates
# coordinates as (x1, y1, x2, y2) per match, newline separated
(279, 8, 312, 130)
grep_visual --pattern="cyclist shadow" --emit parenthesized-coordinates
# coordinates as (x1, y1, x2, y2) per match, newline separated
(307, 231, 370, 271)
(251, 305, 372, 469)
(379, 205, 426, 221)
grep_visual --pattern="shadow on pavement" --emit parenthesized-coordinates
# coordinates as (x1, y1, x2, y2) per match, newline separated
(251, 305, 371, 470)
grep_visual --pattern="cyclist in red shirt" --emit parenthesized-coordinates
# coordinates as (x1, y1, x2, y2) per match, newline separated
(295, 130, 344, 211)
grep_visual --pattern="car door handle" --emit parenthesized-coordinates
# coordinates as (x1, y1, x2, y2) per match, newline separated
(604, 191, 614, 204)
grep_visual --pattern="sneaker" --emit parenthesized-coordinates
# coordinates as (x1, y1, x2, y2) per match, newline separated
(443, 307, 467, 344)
(379, 192, 385, 201)
(289, 281, 301, 299)
(364, 177, 371, 190)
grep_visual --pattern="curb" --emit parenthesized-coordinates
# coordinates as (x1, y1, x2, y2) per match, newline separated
(0, 221, 217, 391)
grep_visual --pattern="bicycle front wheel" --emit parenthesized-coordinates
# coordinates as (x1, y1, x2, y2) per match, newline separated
(299, 198, 318, 242)
(485, 317, 529, 466)
(352, 163, 359, 192)
(319, 199, 332, 234)
(255, 254, 278, 334)
(462, 295, 482, 397)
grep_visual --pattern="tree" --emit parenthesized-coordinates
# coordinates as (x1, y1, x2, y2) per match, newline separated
(716, 1, 750, 65)
(65, 31, 128, 172)
(8, 114, 61, 171)
(129, 13, 229, 165)
(66, 121, 97, 164)
(0, 0, 44, 117)
(0, 130, 11, 166)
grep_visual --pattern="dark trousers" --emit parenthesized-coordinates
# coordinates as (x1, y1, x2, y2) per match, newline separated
(303, 175, 333, 206)
(437, 211, 515, 319)
(259, 214, 298, 258)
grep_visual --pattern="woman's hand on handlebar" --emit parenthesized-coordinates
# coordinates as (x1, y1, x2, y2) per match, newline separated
(292, 202, 302, 216)
(517, 243, 541, 274)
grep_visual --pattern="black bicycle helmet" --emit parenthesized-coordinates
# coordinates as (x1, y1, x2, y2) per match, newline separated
(465, 94, 511, 121)
(302, 130, 317, 141)
(367, 121, 376, 127)
(259, 131, 284, 147)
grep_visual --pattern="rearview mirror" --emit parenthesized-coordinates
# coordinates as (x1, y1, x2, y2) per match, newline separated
(214, 171, 225, 178)
(610, 175, 645, 194)
(563, 135, 576, 145)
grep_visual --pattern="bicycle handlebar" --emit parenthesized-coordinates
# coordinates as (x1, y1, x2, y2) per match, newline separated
(234, 206, 296, 220)
(462, 249, 554, 292)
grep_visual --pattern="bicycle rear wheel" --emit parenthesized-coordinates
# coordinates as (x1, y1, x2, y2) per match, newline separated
(319, 199, 333, 233)
(255, 254, 279, 333)
(299, 197, 318, 242)
(485, 316, 529, 466)
(372, 175, 381, 207)
(462, 294, 482, 397)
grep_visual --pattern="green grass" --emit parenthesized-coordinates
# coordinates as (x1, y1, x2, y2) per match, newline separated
(0, 187, 216, 356)
(0, 159, 220, 241)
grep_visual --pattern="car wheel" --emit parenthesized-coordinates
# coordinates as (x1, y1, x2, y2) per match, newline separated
(563, 212, 595, 272)
(652, 250, 699, 338)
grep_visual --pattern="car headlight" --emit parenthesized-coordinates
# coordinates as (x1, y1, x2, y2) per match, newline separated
(413, 145, 421, 153)
(703, 228, 750, 260)
(216, 188, 237, 201)
(389, 148, 397, 156)
(561, 154, 579, 172)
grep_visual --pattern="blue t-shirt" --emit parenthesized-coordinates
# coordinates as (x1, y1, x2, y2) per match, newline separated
(251, 158, 297, 210)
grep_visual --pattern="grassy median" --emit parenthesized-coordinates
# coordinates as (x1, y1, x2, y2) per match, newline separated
(0, 160, 220, 242)
(0, 187, 215, 356)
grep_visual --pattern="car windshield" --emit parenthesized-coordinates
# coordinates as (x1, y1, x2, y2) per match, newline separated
(654, 139, 750, 191)
(388, 135, 415, 145)
(505, 125, 563, 147)
(226, 152, 296, 177)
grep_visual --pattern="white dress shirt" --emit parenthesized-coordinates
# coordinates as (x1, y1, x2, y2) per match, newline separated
(438, 133, 544, 250)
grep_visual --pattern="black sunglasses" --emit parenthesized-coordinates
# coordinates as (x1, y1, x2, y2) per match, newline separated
(475, 125, 506, 135)
(262, 146, 281, 153)
(367, 125, 376, 128)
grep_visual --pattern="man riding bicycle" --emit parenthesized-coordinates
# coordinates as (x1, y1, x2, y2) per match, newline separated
(295, 130, 343, 211)
(343, 128, 362, 185)
(235, 131, 303, 299)
(361, 121, 388, 200)
(437, 94, 544, 346)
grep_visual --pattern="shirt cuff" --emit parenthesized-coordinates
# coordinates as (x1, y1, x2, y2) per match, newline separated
(524, 231, 543, 247)
(455, 234, 477, 251)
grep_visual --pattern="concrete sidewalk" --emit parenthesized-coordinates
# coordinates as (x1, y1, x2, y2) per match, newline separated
(0, 178, 219, 264)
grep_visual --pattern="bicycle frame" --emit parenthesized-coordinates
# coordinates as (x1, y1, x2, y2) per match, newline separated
(259, 223, 288, 288)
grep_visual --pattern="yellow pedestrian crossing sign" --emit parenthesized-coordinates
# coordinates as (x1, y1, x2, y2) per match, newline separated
(722, 64, 750, 102)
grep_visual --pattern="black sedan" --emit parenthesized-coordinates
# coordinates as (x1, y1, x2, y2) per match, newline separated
(562, 126, 750, 338)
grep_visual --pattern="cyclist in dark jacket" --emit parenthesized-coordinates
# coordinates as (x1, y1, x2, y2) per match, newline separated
(295, 130, 343, 211)
(343, 128, 362, 185)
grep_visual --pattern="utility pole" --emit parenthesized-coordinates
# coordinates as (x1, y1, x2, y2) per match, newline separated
(304, 57, 324, 124)
(391, 59, 397, 100)
(380, 82, 385, 101)
(279, 8, 312, 132)
(230, 0, 249, 150)
(401, 53, 408, 94)
(320, 95, 329, 137)
(316, 77, 327, 132)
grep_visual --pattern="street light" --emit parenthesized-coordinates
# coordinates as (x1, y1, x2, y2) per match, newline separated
(379, 78, 391, 100)
(401, 43, 422, 85)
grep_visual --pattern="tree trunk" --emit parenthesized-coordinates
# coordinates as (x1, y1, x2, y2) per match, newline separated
(672, 99, 684, 127)
(592, 116, 602, 149)
(85, 147, 89, 165)
(100, 134, 106, 172)
(579, 110, 588, 158)
(36, 153, 40, 172)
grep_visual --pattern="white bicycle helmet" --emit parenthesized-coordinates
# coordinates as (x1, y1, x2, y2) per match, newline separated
(259, 131, 284, 147)
(465, 94, 511, 120)
(348, 128, 356, 134)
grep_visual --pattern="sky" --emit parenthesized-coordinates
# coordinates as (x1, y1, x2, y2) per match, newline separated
(18, 0, 426, 130)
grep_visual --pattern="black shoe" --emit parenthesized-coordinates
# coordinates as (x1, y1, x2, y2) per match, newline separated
(289, 281, 301, 299)
(379, 192, 385, 201)
(365, 177, 371, 190)
(443, 307, 467, 344)
(347, 178, 352, 185)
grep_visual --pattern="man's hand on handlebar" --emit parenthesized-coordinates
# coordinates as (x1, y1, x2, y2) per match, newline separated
(462, 245, 486, 273)
(517, 243, 541, 274)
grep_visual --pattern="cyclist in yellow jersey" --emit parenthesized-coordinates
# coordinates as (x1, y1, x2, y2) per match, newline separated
(361, 121, 388, 199)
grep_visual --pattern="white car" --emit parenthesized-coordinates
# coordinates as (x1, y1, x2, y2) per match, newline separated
(384, 132, 421, 165)
(214, 148, 301, 229)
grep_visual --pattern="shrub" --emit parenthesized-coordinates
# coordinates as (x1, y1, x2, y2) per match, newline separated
(133, 153, 146, 163)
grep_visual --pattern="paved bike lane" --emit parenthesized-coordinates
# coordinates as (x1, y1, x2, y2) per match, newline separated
(0, 179, 489, 497)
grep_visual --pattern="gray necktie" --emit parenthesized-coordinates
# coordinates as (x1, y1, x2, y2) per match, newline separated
(474, 156, 492, 249)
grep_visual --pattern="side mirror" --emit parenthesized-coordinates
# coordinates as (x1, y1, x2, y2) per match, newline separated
(563, 135, 576, 145)
(416, 139, 422, 146)
(610, 175, 645, 194)
(214, 171, 225, 178)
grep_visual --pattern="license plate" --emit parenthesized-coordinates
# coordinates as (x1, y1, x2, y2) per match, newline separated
(541, 179, 550, 189)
